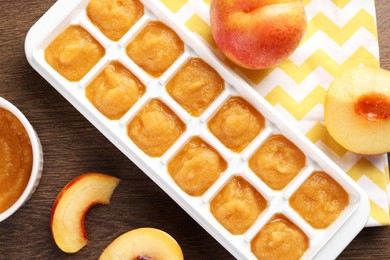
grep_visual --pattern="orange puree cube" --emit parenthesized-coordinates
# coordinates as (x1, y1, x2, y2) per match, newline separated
(127, 99, 185, 157)
(209, 97, 265, 152)
(168, 137, 227, 196)
(249, 135, 306, 190)
(126, 21, 184, 77)
(87, 0, 144, 41)
(210, 177, 267, 235)
(166, 58, 224, 117)
(290, 171, 349, 229)
(251, 214, 309, 260)
(86, 61, 145, 120)
(45, 26, 105, 81)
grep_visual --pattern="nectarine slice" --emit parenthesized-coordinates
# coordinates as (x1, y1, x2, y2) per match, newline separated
(51, 173, 120, 253)
(99, 228, 184, 260)
(324, 67, 390, 154)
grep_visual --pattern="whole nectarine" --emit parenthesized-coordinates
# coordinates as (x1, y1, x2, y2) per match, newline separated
(210, 0, 307, 69)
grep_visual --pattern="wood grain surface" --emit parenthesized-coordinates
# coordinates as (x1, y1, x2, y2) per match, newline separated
(0, 0, 389, 259)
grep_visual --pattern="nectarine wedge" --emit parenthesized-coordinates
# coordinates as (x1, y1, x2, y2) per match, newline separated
(51, 173, 120, 253)
(325, 67, 390, 154)
(99, 228, 184, 260)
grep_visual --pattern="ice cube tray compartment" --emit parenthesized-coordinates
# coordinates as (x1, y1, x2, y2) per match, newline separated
(25, 0, 370, 259)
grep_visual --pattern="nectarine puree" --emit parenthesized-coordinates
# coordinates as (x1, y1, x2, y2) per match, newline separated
(251, 214, 309, 260)
(290, 171, 349, 229)
(45, 26, 105, 81)
(168, 137, 227, 196)
(166, 58, 224, 117)
(210, 177, 267, 235)
(0, 108, 32, 213)
(355, 93, 390, 122)
(127, 99, 185, 157)
(249, 135, 306, 190)
(209, 97, 265, 152)
(86, 61, 145, 120)
(87, 0, 144, 41)
(126, 21, 184, 77)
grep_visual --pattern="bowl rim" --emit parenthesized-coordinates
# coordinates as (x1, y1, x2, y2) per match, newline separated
(0, 97, 43, 222)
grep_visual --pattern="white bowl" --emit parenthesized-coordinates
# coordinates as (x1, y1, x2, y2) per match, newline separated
(0, 97, 43, 222)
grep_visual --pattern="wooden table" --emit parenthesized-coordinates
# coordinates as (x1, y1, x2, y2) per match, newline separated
(0, 0, 388, 259)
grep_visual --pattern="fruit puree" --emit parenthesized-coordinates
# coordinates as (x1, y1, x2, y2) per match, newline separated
(0, 108, 32, 213)
(168, 137, 227, 196)
(208, 97, 265, 152)
(290, 171, 349, 229)
(127, 99, 185, 157)
(126, 21, 184, 77)
(249, 135, 306, 190)
(87, 0, 144, 41)
(45, 26, 105, 81)
(210, 177, 267, 235)
(166, 58, 224, 117)
(251, 214, 309, 260)
(86, 61, 145, 120)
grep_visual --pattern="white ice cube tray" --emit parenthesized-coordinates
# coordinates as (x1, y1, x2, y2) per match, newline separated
(25, 0, 370, 259)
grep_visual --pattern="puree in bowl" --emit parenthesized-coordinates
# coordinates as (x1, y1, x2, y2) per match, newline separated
(0, 108, 33, 213)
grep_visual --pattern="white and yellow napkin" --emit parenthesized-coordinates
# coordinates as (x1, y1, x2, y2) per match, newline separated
(160, 0, 389, 226)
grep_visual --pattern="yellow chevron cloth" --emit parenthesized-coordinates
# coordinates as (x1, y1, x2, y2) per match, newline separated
(160, 0, 389, 226)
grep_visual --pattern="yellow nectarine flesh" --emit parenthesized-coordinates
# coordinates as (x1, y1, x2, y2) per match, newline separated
(325, 67, 390, 154)
(51, 173, 120, 253)
(99, 228, 184, 260)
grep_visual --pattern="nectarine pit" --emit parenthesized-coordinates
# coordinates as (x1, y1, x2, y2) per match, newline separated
(135, 256, 152, 260)
(355, 92, 390, 122)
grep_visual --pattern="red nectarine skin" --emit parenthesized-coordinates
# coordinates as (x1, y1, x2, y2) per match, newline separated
(51, 175, 88, 239)
(210, 0, 307, 69)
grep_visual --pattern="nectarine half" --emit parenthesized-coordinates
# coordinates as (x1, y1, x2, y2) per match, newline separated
(324, 67, 390, 154)
(51, 173, 120, 253)
(99, 228, 184, 260)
